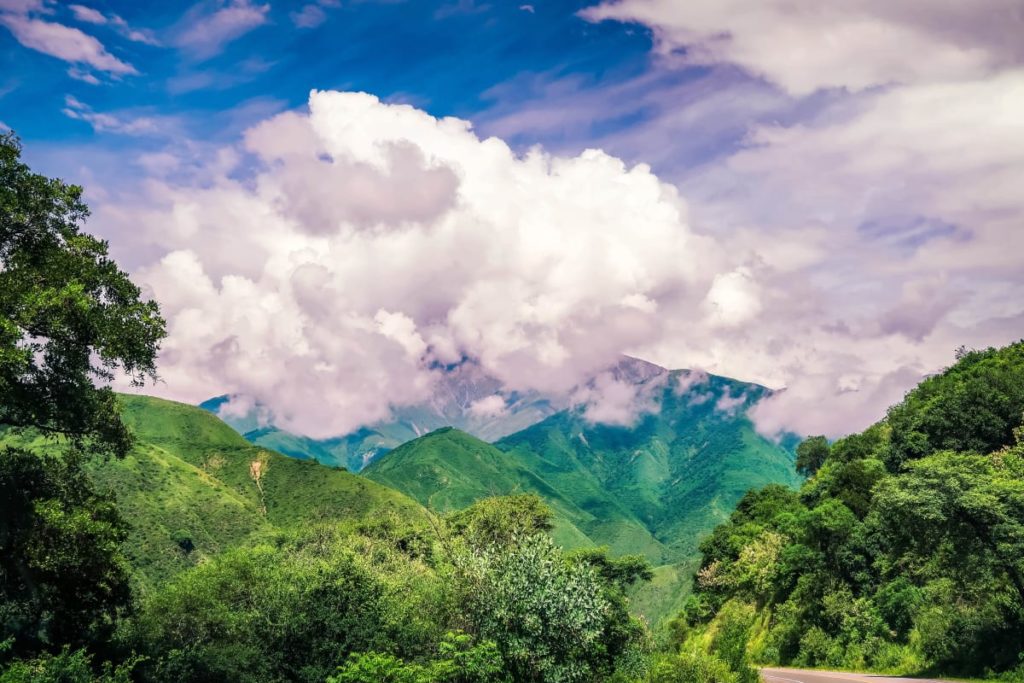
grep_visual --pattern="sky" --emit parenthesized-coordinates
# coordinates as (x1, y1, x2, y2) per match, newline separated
(2, 0, 1023, 439)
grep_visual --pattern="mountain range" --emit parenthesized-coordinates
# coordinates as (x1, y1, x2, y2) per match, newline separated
(200, 358, 561, 471)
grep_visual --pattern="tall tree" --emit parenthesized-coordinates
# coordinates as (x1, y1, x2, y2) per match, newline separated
(0, 133, 165, 659)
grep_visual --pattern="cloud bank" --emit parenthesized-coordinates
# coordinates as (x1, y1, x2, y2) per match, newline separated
(109, 90, 753, 438)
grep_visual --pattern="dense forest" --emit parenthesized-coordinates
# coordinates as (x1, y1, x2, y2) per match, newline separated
(3, 129, 1024, 682)
(679, 342, 1024, 680)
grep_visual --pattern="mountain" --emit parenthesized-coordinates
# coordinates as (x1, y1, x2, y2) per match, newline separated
(2, 395, 427, 589)
(201, 359, 558, 471)
(364, 366, 801, 623)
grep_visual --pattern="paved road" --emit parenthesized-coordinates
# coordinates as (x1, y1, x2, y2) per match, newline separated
(762, 667, 955, 683)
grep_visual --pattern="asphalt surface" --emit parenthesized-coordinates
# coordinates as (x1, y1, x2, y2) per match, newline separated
(762, 668, 955, 683)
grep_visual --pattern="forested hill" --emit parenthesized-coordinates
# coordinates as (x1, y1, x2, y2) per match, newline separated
(364, 369, 801, 624)
(2, 394, 427, 587)
(678, 341, 1024, 678)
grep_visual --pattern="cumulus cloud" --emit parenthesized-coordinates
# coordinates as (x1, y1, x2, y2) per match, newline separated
(176, 0, 268, 59)
(102, 90, 750, 438)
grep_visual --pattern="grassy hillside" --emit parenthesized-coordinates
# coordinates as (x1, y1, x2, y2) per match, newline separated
(3, 394, 427, 590)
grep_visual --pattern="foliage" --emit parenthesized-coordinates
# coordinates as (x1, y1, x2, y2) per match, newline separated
(885, 342, 1024, 470)
(0, 449, 130, 660)
(795, 436, 828, 477)
(0, 132, 164, 459)
(682, 341, 1024, 677)
(646, 648, 738, 683)
(328, 633, 505, 683)
(447, 494, 554, 549)
(0, 647, 139, 683)
(0, 134, 163, 672)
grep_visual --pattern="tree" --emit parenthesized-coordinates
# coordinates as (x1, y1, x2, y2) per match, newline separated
(0, 132, 164, 457)
(457, 534, 616, 682)
(885, 342, 1024, 470)
(795, 436, 829, 477)
(446, 494, 553, 549)
(0, 133, 165, 661)
(871, 449, 1024, 669)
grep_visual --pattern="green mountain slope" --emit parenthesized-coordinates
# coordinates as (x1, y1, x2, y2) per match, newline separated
(364, 369, 801, 623)
(363, 426, 648, 552)
(3, 395, 427, 590)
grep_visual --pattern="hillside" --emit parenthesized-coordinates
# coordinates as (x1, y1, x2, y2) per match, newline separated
(3, 395, 427, 589)
(364, 368, 801, 623)
(682, 341, 1024, 677)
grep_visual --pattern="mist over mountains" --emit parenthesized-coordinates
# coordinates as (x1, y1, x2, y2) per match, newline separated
(200, 355, 770, 472)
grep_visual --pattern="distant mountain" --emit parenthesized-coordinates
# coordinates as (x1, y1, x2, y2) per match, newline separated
(200, 359, 559, 470)
(364, 367, 801, 624)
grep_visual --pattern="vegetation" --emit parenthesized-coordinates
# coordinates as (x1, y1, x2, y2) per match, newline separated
(0, 131, 163, 668)
(676, 342, 1024, 679)
(124, 497, 652, 682)
(365, 377, 800, 626)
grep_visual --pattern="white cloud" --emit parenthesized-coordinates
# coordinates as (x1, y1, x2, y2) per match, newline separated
(580, 0, 1022, 95)
(176, 0, 268, 59)
(290, 4, 326, 29)
(63, 95, 164, 135)
(572, 370, 666, 427)
(468, 394, 508, 419)
(68, 4, 104, 24)
(714, 388, 746, 416)
(562, 0, 1024, 438)
(0, 13, 136, 75)
(65, 4, 160, 45)
(675, 368, 708, 395)
(67, 66, 100, 84)
(105, 90, 735, 438)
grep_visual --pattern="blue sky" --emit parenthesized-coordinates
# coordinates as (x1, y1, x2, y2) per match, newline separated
(3, 1, 665, 166)
(2, 0, 1022, 438)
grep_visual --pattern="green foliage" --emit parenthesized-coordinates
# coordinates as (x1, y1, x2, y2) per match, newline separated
(329, 633, 505, 683)
(0, 133, 164, 672)
(0, 449, 131, 659)
(0, 647, 138, 683)
(447, 494, 554, 549)
(885, 341, 1024, 470)
(129, 529, 444, 683)
(646, 648, 738, 683)
(0, 132, 164, 460)
(682, 341, 1024, 677)
(458, 534, 619, 682)
(795, 436, 829, 477)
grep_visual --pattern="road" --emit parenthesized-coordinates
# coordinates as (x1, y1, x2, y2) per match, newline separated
(762, 668, 956, 683)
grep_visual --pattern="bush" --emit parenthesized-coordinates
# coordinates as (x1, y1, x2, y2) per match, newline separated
(647, 648, 738, 683)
